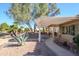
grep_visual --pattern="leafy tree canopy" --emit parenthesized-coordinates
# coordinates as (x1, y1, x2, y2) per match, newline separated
(0, 23, 10, 31)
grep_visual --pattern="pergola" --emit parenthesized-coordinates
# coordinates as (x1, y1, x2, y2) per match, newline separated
(35, 16, 79, 42)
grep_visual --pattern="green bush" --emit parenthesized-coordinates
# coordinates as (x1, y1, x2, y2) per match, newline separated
(73, 34, 79, 47)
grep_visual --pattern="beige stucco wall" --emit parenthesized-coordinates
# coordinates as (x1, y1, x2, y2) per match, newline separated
(75, 24, 79, 35)
(60, 20, 79, 35)
(48, 19, 79, 42)
(59, 19, 79, 42)
(48, 26, 60, 38)
(61, 34, 74, 42)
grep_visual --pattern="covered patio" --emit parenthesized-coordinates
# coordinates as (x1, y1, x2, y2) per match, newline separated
(35, 16, 79, 42)
(34, 16, 79, 56)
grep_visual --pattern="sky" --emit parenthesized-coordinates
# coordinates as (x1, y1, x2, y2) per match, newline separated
(0, 3, 79, 26)
(57, 3, 79, 16)
(0, 3, 14, 25)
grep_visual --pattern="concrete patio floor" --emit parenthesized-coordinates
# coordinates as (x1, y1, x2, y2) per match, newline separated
(23, 41, 56, 56)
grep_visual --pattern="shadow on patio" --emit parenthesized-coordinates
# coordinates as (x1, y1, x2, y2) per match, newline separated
(23, 41, 57, 56)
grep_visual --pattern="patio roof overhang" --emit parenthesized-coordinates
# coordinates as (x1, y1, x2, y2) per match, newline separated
(35, 16, 79, 28)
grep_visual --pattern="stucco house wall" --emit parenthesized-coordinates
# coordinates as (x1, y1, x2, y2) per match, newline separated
(59, 19, 79, 42)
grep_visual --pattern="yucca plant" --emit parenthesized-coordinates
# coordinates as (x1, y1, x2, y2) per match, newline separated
(12, 33, 29, 46)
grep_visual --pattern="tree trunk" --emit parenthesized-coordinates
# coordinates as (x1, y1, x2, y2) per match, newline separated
(26, 23, 33, 32)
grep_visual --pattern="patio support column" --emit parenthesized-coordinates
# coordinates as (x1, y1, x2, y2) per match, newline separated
(53, 26, 56, 38)
(38, 28, 41, 42)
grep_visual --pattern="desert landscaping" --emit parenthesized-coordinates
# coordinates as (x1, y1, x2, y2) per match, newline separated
(0, 35, 34, 55)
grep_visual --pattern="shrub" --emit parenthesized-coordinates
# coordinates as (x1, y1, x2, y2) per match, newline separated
(11, 32, 29, 46)
(73, 34, 79, 47)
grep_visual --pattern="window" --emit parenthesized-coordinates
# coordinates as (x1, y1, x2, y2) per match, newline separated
(62, 27, 65, 34)
(61, 25, 75, 35)
(66, 26, 69, 34)
(69, 26, 71, 34)
(71, 25, 75, 35)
